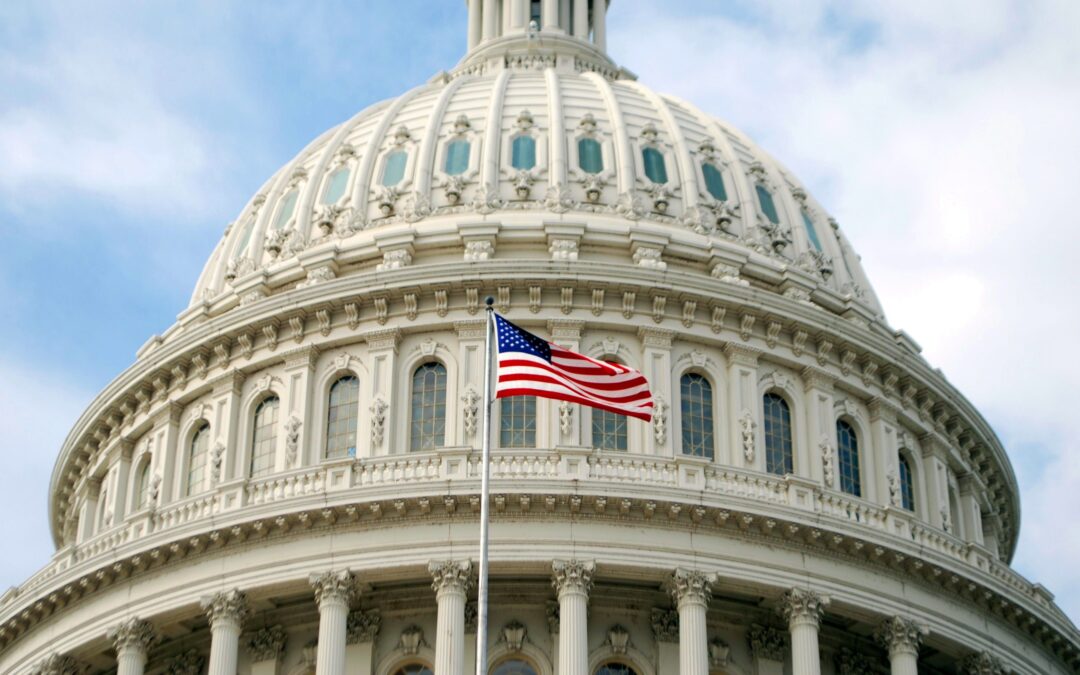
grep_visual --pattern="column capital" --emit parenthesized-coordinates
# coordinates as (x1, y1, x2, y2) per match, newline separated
(650, 607, 679, 643)
(552, 559, 595, 598)
(961, 651, 1005, 675)
(29, 653, 87, 675)
(163, 649, 204, 675)
(875, 616, 927, 657)
(347, 608, 383, 644)
(245, 624, 287, 663)
(428, 559, 474, 596)
(778, 588, 829, 629)
(107, 617, 157, 655)
(747, 624, 787, 662)
(665, 568, 716, 608)
(200, 588, 250, 629)
(310, 569, 358, 608)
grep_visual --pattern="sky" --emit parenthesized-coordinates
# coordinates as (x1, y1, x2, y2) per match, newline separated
(1, 0, 1079, 630)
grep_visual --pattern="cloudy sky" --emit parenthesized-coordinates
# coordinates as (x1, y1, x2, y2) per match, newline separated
(1, 0, 1078, 627)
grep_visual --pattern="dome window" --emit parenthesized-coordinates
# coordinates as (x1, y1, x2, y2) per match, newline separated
(801, 210, 823, 251)
(642, 146, 668, 184)
(272, 189, 299, 230)
(233, 217, 256, 259)
(134, 457, 152, 510)
(493, 658, 539, 675)
(578, 137, 603, 174)
(322, 167, 351, 205)
(410, 363, 448, 451)
(382, 150, 408, 186)
(500, 396, 536, 448)
(250, 396, 280, 478)
(756, 184, 780, 225)
(763, 393, 793, 475)
(899, 454, 915, 511)
(836, 419, 861, 497)
(512, 135, 537, 171)
(325, 376, 359, 459)
(186, 423, 210, 497)
(592, 408, 628, 451)
(445, 139, 471, 176)
(680, 373, 714, 459)
(702, 162, 727, 201)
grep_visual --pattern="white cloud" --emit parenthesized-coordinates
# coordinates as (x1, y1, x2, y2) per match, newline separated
(614, 0, 1080, 621)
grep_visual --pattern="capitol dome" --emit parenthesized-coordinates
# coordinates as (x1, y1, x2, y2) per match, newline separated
(4, 2, 1078, 675)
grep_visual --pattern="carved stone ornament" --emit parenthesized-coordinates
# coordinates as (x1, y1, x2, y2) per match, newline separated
(834, 647, 877, 675)
(666, 568, 716, 606)
(210, 442, 225, 485)
(653, 396, 668, 446)
(465, 601, 479, 633)
(30, 653, 87, 675)
(370, 397, 389, 447)
(875, 616, 927, 655)
(399, 625, 428, 655)
(747, 624, 787, 661)
(464, 239, 495, 261)
(347, 609, 382, 644)
(107, 617, 157, 654)
(887, 470, 901, 507)
(650, 607, 679, 643)
(246, 624, 287, 663)
(551, 559, 595, 597)
(550, 238, 579, 261)
(633, 245, 666, 270)
(499, 620, 528, 651)
(201, 588, 250, 629)
(778, 588, 830, 628)
(821, 436, 836, 488)
(310, 569, 357, 607)
(961, 651, 1005, 675)
(461, 387, 480, 438)
(606, 625, 631, 654)
(429, 559, 474, 595)
(545, 600, 560, 633)
(708, 638, 731, 668)
(284, 415, 303, 467)
(740, 410, 757, 463)
(559, 400, 573, 437)
(163, 649, 205, 675)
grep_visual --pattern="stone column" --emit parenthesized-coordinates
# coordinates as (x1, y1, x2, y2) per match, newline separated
(801, 368, 836, 486)
(876, 617, 926, 675)
(482, 0, 498, 41)
(201, 589, 249, 675)
(429, 560, 474, 675)
(108, 618, 157, 675)
(542, 0, 559, 30)
(311, 570, 358, 675)
(552, 560, 594, 675)
(724, 344, 761, 470)
(246, 625, 288, 675)
(667, 569, 716, 675)
(346, 609, 382, 675)
(573, 0, 589, 38)
(778, 588, 829, 675)
(468, 0, 482, 48)
(591, 0, 606, 50)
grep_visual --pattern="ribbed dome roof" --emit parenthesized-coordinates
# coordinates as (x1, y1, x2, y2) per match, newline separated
(188, 22, 883, 322)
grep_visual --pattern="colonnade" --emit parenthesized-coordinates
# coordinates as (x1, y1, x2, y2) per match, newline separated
(38, 565, 954, 675)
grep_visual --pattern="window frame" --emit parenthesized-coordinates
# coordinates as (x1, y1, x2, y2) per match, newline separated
(762, 392, 794, 476)
(679, 371, 716, 460)
(835, 418, 862, 498)
(325, 374, 361, 460)
(185, 421, 212, 497)
(249, 395, 281, 479)
(410, 361, 449, 452)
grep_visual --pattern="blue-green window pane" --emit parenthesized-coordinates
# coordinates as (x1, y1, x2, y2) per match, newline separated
(322, 167, 351, 205)
(801, 210, 823, 251)
(250, 396, 280, 478)
(382, 150, 408, 186)
(234, 218, 256, 258)
(410, 363, 447, 451)
(680, 373, 714, 459)
(592, 408, 627, 451)
(756, 184, 780, 225)
(702, 162, 727, 201)
(273, 190, 298, 230)
(763, 393, 793, 475)
(500, 396, 536, 448)
(512, 135, 537, 170)
(445, 140, 471, 175)
(578, 138, 603, 174)
(836, 420, 861, 497)
(325, 376, 359, 459)
(899, 455, 915, 511)
(642, 147, 668, 184)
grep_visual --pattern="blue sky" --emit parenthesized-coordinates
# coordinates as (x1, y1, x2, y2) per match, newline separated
(2, 0, 1079, 629)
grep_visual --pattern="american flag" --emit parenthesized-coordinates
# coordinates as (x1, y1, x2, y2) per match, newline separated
(493, 314, 654, 421)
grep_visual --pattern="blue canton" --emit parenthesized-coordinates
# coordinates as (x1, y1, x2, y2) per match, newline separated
(495, 315, 552, 362)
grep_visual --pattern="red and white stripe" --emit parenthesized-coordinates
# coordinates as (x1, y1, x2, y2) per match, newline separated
(496, 343, 654, 421)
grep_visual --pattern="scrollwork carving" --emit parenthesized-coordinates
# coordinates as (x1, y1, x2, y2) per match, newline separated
(245, 624, 287, 663)
(347, 609, 381, 644)
(551, 559, 595, 597)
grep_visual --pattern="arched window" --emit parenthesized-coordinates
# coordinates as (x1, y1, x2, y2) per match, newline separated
(187, 423, 210, 496)
(445, 140, 471, 175)
(836, 420, 861, 497)
(411, 363, 448, 451)
(898, 454, 915, 511)
(680, 373, 714, 459)
(594, 663, 639, 675)
(592, 408, 627, 451)
(392, 664, 434, 675)
(500, 396, 536, 448)
(233, 217, 256, 258)
(755, 184, 780, 224)
(325, 376, 360, 459)
(492, 658, 539, 675)
(512, 135, 537, 170)
(382, 150, 408, 186)
(322, 166, 351, 205)
(96, 486, 109, 531)
(250, 396, 280, 478)
(763, 393, 793, 475)
(801, 210, 823, 251)
(134, 457, 152, 509)
(642, 146, 668, 183)
(702, 162, 727, 201)
(272, 189, 299, 230)
(578, 137, 603, 174)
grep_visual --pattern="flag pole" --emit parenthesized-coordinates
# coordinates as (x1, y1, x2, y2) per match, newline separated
(475, 297, 495, 675)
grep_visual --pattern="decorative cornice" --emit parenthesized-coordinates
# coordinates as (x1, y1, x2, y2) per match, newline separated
(778, 587, 829, 628)
(200, 588, 249, 629)
(107, 617, 156, 655)
(429, 559, 474, 596)
(552, 559, 595, 598)
(347, 609, 381, 644)
(245, 624, 287, 663)
(310, 569, 357, 608)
